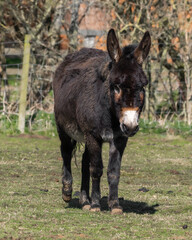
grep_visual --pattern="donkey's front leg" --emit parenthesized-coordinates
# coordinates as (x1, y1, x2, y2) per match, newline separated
(86, 135, 103, 212)
(107, 137, 127, 214)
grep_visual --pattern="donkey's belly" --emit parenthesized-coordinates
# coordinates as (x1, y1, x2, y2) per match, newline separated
(64, 123, 85, 142)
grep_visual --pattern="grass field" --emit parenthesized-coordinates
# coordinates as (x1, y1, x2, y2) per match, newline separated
(0, 133, 192, 239)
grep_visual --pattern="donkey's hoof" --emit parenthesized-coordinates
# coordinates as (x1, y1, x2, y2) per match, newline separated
(62, 193, 72, 203)
(111, 208, 123, 215)
(82, 204, 91, 211)
(90, 207, 101, 212)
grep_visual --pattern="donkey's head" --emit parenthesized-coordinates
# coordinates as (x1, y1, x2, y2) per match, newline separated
(107, 29, 151, 137)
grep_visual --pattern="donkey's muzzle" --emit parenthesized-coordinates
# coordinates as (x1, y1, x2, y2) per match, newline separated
(121, 123, 139, 137)
(120, 109, 139, 137)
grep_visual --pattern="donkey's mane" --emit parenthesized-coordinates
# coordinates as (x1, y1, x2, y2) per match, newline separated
(122, 44, 137, 58)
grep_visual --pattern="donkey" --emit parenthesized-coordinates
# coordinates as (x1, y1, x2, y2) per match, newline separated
(53, 29, 151, 214)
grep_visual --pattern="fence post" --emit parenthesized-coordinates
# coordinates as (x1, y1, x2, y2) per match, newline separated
(18, 34, 31, 133)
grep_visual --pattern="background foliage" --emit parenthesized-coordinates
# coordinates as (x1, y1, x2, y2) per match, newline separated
(0, 0, 192, 133)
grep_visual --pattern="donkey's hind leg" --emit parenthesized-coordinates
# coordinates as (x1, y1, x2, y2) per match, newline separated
(80, 146, 91, 210)
(58, 127, 76, 202)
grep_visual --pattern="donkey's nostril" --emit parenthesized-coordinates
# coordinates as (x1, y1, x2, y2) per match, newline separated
(122, 123, 129, 134)
(134, 125, 139, 134)
(131, 125, 139, 133)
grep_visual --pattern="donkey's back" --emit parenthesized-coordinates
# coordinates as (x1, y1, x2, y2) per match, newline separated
(53, 48, 109, 142)
(53, 48, 107, 92)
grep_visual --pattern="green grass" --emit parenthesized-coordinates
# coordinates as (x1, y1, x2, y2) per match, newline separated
(140, 119, 192, 136)
(0, 112, 57, 137)
(6, 58, 22, 66)
(0, 133, 192, 239)
(1, 112, 192, 138)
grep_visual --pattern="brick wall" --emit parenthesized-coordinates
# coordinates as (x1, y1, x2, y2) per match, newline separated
(60, 2, 110, 51)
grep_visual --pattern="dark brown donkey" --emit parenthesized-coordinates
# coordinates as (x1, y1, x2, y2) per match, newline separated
(53, 29, 151, 214)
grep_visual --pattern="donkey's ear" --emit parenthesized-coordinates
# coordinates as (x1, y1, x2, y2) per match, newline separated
(134, 31, 151, 65)
(107, 29, 122, 63)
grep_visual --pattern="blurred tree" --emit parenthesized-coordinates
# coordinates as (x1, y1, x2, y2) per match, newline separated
(0, 0, 62, 112)
(0, 0, 191, 123)
(103, 0, 192, 123)
(0, 0, 84, 113)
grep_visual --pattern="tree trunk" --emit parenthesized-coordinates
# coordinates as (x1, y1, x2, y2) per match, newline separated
(184, 32, 192, 125)
(68, 0, 82, 51)
(0, 38, 9, 112)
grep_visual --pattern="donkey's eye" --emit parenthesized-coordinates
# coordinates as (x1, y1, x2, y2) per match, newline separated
(114, 85, 121, 94)
(139, 90, 145, 103)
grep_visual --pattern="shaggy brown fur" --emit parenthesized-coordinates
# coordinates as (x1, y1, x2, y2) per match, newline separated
(53, 29, 151, 213)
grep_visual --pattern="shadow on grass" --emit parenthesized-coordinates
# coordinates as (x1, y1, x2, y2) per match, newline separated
(66, 196, 159, 214)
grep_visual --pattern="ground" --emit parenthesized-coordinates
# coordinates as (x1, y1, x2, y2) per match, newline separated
(0, 133, 192, 240)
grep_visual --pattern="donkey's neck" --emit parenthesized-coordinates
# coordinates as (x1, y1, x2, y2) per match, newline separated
(98, 61, 112, 109)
